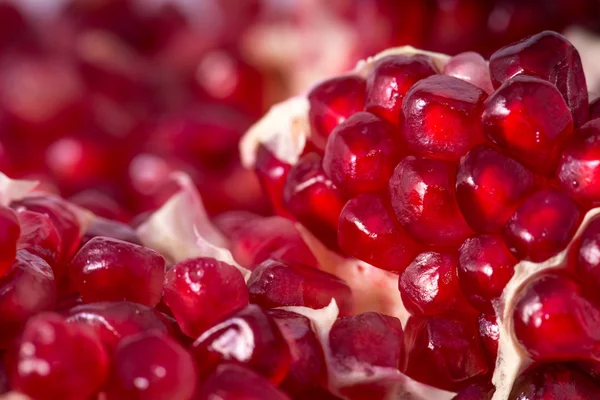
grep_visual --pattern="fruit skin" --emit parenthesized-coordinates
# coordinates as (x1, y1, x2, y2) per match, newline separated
(508, 363, 600, 399)
(7, 312, 109, 400)
(69, 236, 165, 306)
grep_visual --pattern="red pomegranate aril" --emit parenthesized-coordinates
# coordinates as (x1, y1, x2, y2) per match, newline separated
(12, 195, 82, 265)
(255, 145, 292, 217)
(481, 75, 574, 175)
(513, 272, 600, 362)
(558, 119, 600, 207)
(399, 251, 475, 317)
(190, 304, 291, 384)
(80, 217, 140, 247)
(0, 205, 19, 277)
(247, 259, 353, 316)
(456, 145, 536, 233)
(7, 312, 108, 400)
(452, 383, 495, 400)
(477, 313, 499, 367)
(401, 74, 487, 162)
(323, 111, 401, 195)
(65, 301, 169, 350)
(504, 189, 581, 262)
(267, 309, 326, 396)
(196, 364, 291, 400)
(329, 312, 403, 370)
(458, 235, 516, 312)
(283, 153, 346, 249)
(338, 193, 420, 274)
(508, 363, 600, 399)
(69, 190, 129, 222)
(308, 75, 366, 146)
(590, 97, 600, 120)
(489, 30, 589, 127)
(163, 257, 248, 338)
(69, 237, 165, 306)
(443, 52, 494, 94)
(105, 331, 197, 400)
(389, 156, 473, 247)
(577, 216, 600, 292)
(16, 210, 62, 270)
(402, 315, 489, 392)
(0, 250, 56, 348)
(365, 54, 437, 127)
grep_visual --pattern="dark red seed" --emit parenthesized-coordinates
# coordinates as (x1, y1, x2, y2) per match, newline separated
(255, 145, 292, 217)
(80, 217, 140, 247)
(452, 382, 495, 400)
(477, 313, 499, 367)
(0, 205, 19, 277)
(16, 210, 62, 271)
(508, 363, 600, 399)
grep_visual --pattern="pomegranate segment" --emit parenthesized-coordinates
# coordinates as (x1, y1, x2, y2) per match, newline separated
(402, 315, 489, 392)
(457, 235, 516, 312)
(104, 331, 197, 400)
(0, 205, 18, 277)
(0, 250, 56, 349)
(247, 259, 353, 316)
(308, 75, 366, 146)
(323, 112, 401, 195)
(283, 153, 346, 249)
(512, 272, 600, 362)
(7, 313, 108, 400)
(456, 145, 536, 233)
(508, 363, 600, 399)
(338, 193, 420, 274)
(365, 54, 437, 127)
(16, 210, 62, 270)
(389, 156, 473, 247)
(488, 30, 589, 127)
(401, 74, 487, 162)
(399, 251, 475, 317)
(196, 364, 291, 400)
(64, 301, 169, 351)
(329, 312, 404, 370)
(69, 237, 165, 306)
(190, 304, 291, 384)
(503, 189, 582, 262)
(163, 257, 249, 338)
(481, 75, 574, 175)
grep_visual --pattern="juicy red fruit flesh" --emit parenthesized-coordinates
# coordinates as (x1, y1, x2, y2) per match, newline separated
(508, 363, 600, 399)
(69, 236, 165, 306)
(16, 210, 62, 270)
(0, 205, 18, 277)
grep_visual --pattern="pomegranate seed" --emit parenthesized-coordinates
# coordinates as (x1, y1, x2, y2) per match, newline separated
(402, 315, 489, 391)
(163, 257, 248, 338)
(65, 301, 169, 350)
(247, 259, 353, 316)
(267, 309, 326, 396)
(338, 193, 420, 274)
(308, 75, 366, 145)
(196, 364, 291, 400)
(69, 237, 165, 306)
(443, 52, 493, 94)
(399, 251, 475, 316)
(255, 145, 292, 217)
(509, 363, 600, 399)
(0, 205, 19, 277)
(402, 75, 486, 162)
(457, 235, 516, 312)
(330, 312, 403, 369)
(452, 383, 495, 400)
(558, 119, 600, 207)
(12, 195, 82, 265)
(456, 145, 536, 233)
(489, 31, 589, 127)
(504, 189, 581, 262)
(283, 153, 346, 249)
(577, 216, 600, 292)
(0, 250, 56, 348)
(323, 112, 400, 195)
(80, 217, 140, 247)
(16, 210, 62, 270)
(389, 156, 473, 247)
(105, 331, 197, 400)
(482, 75, 574, 175)
(477, 313, 499, 367)
(7, 313, 108, 400)
(228, 216, 316, 270)
(190, 304, 291, 384)
(590, 97, 600, 120)
(365, 54, 437, 127)
(513, 272, 600, 362)
(69, 190, 129, 222)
